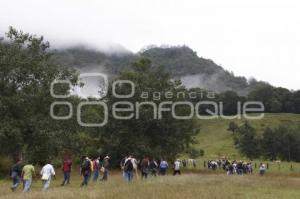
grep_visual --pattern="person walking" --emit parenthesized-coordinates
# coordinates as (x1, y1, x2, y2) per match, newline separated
(159, 159, 168, 176)
(10, 159, 22, 192)
(92, 157, 100, 181)
(149, 158, 158, 176)
(247, 162, 253, 174)
(173, 159, 181, 176)
(140, 157, 150, 179)
(101, 156, 110, 181)
(182, 159, 187, 168)
(259, 163, 266, 176)
(40, 161, 56, 191)
(80, 156, 92, 187)
(192, 159, 197, 168)
(21, 162, 36, 192)
(61, 157, 72, 186)
(227, 162, 234, 175)
(237, 161, 244, 175)
(124, 156, 134, 182)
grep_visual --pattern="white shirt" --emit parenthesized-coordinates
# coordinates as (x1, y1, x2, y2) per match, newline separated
(40, 164, 55, 177)
(174, 161, 181, 171)
(125, 158, 137, 170)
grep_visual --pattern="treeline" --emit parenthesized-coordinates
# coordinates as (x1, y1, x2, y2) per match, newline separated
(229, 122, 300, 162)
(248, 84, 300, 113)
(187, 84, 300, 115)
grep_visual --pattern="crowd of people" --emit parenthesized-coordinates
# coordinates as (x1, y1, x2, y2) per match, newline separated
(9, 155, 185, 193)
(9, 156, 267, 193)
(207, 159, 267, 176)
(119, 156, 182, 181)
(10, 159, 56, 192)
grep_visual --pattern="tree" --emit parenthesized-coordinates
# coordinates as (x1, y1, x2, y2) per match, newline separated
(218, 91, 241, 115)
(100, 58, 199, 164)
(273, 87, 293, 112)
(258, 125, 300, 162)
(227, 121, 238, 135)
(292, 91, 300, 114)
(248, 84, 300, 113)
(0, 27, 78, 162)
(248, 83, 279, 112)
(261, 127, 280, 160)
(234, 122, 260, 159)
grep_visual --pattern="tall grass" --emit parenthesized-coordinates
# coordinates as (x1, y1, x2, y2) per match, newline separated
(1, 172, 300, 199)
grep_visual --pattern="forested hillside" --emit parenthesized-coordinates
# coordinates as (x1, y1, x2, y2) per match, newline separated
(52, 45, 264, 95)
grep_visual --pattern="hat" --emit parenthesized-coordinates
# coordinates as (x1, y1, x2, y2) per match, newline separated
(104, 156, 110, 159)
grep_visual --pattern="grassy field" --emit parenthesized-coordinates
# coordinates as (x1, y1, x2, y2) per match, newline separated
(1, 113, 300, 198)
(193, 113, 300, 159)
(1, 171, 300, 199)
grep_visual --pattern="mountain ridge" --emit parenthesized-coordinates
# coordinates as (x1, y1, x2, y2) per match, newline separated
(52, 45, 268, 95)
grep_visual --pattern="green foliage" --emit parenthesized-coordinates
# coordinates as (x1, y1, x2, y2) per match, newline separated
(218, 91, 244, 115)
(248, 84, 300, 113)
(232, 120, 300, 162)
(0, 27, 79, 163)
(261, 125, 300, 162)
(100, 58, 199, 164)
(141, 46, 221, 76)
(234, 122, 260, 159)
(199, 149, 205, 157)
(0, 156, 12, 177)
(227, 121, 239, 134)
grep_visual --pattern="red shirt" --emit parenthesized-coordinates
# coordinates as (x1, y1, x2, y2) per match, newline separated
(63, 159, 72, 172)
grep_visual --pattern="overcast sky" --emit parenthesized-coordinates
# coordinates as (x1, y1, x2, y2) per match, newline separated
(0, 0, 299, 90)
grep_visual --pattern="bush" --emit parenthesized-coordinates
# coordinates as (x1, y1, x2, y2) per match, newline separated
(199, 149, 205, 157)
(0, 156, 13, 177)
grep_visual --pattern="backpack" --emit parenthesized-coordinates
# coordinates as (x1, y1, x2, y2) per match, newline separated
(124, 159, 133, 172)
(150, 161, 157, 169)
(81, 159, 90, 171)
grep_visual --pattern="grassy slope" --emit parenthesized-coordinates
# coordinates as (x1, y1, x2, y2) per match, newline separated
(193, 113, 300, 159)
(186, 113, 300, 173)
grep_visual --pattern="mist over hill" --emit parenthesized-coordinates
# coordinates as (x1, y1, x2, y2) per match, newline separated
(52, 45, 265, 95)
